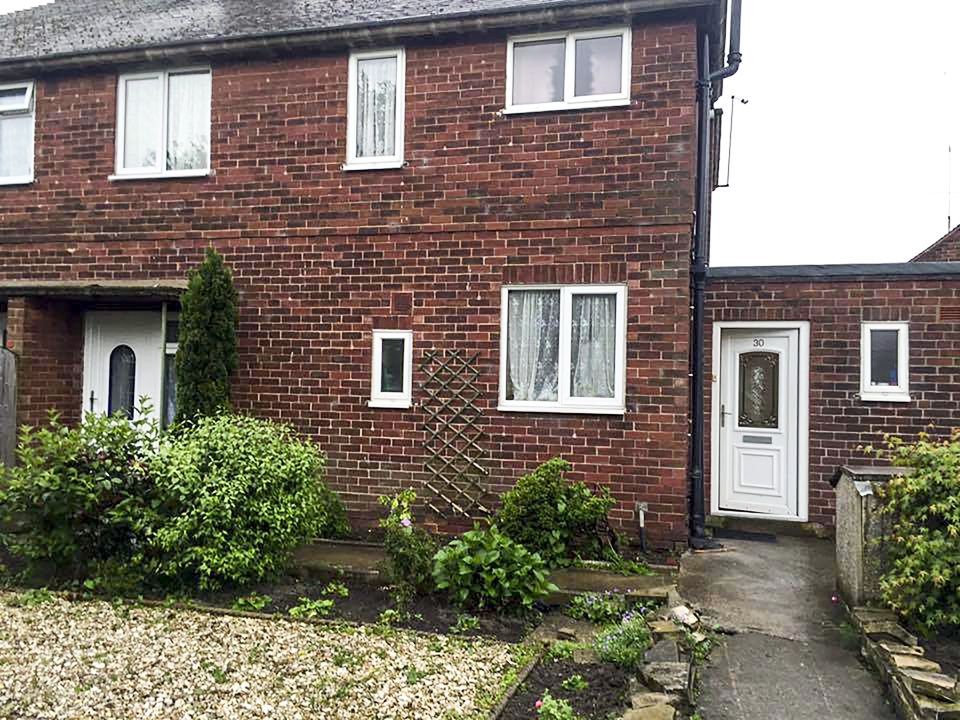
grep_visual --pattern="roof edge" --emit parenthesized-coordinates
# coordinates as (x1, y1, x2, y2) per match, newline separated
(708, 262, 960, 281)
(910, 224, 960, 262)
(0, 0, 718, 78)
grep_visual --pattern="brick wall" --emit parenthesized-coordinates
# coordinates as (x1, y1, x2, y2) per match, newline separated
(705, 277, 960, 527)
(0, 18, 700, 544)
(912, 226, 960, 262)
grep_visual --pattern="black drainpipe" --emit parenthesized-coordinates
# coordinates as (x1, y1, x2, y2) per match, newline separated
(689, 0, 743, 548)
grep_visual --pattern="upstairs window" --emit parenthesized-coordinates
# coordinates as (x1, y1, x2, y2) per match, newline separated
(505, 28, 631, 113)
(0, 81, 35, 185)
(499, 285, 626, 413)
(346, 49, 406, 170)
(114, 68, 211, 179)
(860, 322, 910, 402)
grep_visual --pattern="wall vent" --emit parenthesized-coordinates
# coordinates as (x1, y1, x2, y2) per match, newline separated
(939, 306, 960, 322)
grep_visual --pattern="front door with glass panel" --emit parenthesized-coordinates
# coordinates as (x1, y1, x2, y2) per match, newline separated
(718, 329, 800, 517)
(83, 312, 164, 423)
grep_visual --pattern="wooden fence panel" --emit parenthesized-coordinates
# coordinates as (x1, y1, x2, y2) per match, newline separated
(0, 349, 16, 468)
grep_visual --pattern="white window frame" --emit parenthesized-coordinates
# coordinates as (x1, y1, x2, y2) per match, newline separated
(504, 27, 632, 114)
(370, 329, 413, 408)
(112, 67, 211, 180)
(860, 322, 910, 402)
(345, 48, 406, 171)
(0, 80, 36, 186)
(498, 284, 627, 414)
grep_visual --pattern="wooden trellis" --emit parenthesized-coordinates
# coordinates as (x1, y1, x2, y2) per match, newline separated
(419, 349, 491, 517)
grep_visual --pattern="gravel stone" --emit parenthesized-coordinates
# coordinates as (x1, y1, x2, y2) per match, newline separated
(0, 592, 519, 720)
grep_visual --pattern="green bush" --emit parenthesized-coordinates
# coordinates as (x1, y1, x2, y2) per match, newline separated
(0, 408, 159, 574)
(317, 483, 351, 539)
(176, 247, 239, 422)
(379, 489, 437, 601)
(594, 610, 652, 669)
(873, 431, 960, 633)
(432, 525, 557, 611)
(565, 591, 628, 625)
(495, 458, 616, 567)
(148, 414, 333, 589)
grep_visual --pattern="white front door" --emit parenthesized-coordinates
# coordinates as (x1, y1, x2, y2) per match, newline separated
(718, 329, 800, 518)
(82, 312, 164, 423)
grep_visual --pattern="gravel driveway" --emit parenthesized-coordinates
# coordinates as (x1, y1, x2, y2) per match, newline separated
(0, 591, 523, 720)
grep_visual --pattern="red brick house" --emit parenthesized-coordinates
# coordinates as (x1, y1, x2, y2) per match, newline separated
(1, 0, 955, 548)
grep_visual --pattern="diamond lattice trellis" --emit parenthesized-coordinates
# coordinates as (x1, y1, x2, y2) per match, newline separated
(419, 349, 491, 518)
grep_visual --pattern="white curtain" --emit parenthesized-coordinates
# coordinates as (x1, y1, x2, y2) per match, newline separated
(123, 76, 161, 169)
(570, 294, 616, 398)
(507, 290, 560, 401)
(356, 56, 397, 158)
(0, 114, 32, 178)
(574, 35, 623, 97)
(167, 71, 211, 170)
(512, 39, 565, 105)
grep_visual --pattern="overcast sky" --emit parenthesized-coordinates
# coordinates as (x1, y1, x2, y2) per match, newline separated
(3, 1, 958, 266)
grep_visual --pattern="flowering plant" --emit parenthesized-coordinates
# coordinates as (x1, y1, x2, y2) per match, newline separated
(594, 610, 652, 669)
(378, 489, 436, 601)
(564, 591, 628, 625)
(535, 691, 580, 720)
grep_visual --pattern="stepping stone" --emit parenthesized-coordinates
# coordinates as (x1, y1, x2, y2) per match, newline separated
(557, 627, 577, 640)
(631, 692, 677, 709)
(862, 620, 918, 646)
(910, 693, 960, 720)
(890, 653, 943, 674)
(648, 620, 682, 638)
(878, 641, 925, 658)
(901, 669, 960, 703)
(645, 639, 681, 664)
(852, 606, 898, 626)
(667, 605, 699, 628)
(622, 705, 676, 720)
(639, 662, 688, 694)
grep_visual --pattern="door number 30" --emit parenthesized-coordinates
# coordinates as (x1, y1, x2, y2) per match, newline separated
(752, 339, 765, 347)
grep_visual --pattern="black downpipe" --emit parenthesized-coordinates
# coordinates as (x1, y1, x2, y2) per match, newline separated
(689, 0, 742, 548)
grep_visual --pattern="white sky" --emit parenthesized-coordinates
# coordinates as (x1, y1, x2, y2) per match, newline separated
(3, 1, 958, 266)
(712, 1, 960, 266)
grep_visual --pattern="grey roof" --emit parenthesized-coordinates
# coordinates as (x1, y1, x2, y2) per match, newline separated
(708, 262, 960, 281)
(0, 0, 715, 64)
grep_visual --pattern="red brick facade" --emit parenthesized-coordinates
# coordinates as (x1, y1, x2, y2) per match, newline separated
(704, 276, 960, 527)
(913, 225, 960, 262)
(0, 19, 700, 544)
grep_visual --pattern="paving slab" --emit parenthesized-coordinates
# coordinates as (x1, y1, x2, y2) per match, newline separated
(679, 537, 896, 720)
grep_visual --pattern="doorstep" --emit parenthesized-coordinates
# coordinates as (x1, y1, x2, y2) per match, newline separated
(706, 514, 834, 540)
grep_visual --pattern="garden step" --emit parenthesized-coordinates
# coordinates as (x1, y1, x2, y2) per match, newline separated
(901, 670, 960, 703)
(645, 639, 681, 664)
(621, 704, 676, 720)
(630, 691, 679, 709)
(638, 661, 688, 694)
(890, 654, 943, 674)
(545, 568, 674, 602)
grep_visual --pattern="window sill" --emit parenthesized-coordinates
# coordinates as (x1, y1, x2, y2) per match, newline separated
(498, 403, 625, 415)
(369, 398, 411, 409)
(501, 98, 631, 115)
(108, 169, 212, 181)
(860, 392, 911, 403)
(0, 176, 34, 186)
(343, 159, 405, 172)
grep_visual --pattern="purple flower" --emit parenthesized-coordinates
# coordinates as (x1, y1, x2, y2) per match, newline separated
(400, 518, 412, 528)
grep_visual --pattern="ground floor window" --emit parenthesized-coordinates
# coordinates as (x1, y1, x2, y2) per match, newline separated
(860, 322, 910, 402)
(499, 285, 626, 414)
(370, 329, 412, 408)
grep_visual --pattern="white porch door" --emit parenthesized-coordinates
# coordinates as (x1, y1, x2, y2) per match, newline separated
(718, 329, 800, 517)
(82, 312, 164, 423)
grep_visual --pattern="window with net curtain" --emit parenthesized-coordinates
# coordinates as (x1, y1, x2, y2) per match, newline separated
(117, 69, 210, 175)
(503, 286, 624, 411)
(348, 49, 404, 168)
(0, 82, 35, 182)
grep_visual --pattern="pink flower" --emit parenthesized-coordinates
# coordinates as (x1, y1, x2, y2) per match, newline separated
(831, 594, 840, 604)
(535, 700, 542, 710)
(400, 518, 412, 528)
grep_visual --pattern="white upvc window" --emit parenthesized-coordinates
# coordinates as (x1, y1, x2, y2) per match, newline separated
(505, 27, 631, 114)
(499, 285, 627, 414)
(0, 80, 36, 185)
(860, 322, 910, 402)
(113, 68, 211, 180)
(346, 48, 406, 171)
(370, 330, 413, 408)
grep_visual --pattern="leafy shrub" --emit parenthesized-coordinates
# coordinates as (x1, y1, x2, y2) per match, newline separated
(289, 596, 335, 619)
(536, 691, 580, 720)
(379, 489, 437, 601)
(495, 458, 616, 567)
(565, 591, 628, 625)
(594, 610, 652, 669)
(0, 408, 159, 574)
(176, 247, 239, 422)
(317, 483, 351, 539)
(873, 431, 960, 633)
(560, 674, 588, 692)
(233, 591, 272, 611)
(148, 414, 332, 589)
(432, 525, 557, 611)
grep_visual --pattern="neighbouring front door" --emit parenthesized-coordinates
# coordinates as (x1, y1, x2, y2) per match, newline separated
(718, 329, 800, 518)
(83, 311, 164, 423)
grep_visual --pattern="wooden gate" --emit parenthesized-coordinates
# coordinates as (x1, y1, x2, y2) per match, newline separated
(0, 349, 16, 468)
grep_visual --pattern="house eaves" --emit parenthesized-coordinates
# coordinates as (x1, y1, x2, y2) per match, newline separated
(708, 262, 960, 282)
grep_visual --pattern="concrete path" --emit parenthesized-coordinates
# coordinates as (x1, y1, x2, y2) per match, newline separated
(679, 536, 896, 720)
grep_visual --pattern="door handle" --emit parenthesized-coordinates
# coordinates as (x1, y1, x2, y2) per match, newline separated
(89, 391, 95, 412)
(720, 403, 732, 427)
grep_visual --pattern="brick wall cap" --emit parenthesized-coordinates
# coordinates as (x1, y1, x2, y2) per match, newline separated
(0, 279, 186, 300)
(708, 262, 960, 282)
